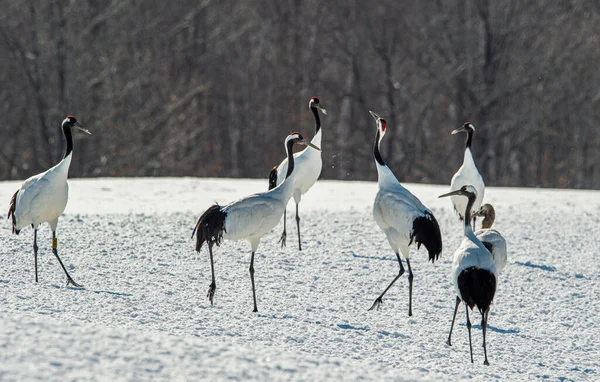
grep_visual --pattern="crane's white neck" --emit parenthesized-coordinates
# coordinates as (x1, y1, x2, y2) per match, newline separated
(464, 221, 477, 241)
(310, 129, 322, 147)
(375, 161, 403, 191)
(464, 146, 474, 161)
(273, 172, 295, 200)
(373, 128, 402, 190)
(268, 163, 296, 202)
(462, 147, 479, 172)
(53, 151, 73, 176)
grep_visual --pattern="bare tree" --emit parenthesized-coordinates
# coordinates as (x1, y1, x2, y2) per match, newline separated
(0, 0, 597, 188)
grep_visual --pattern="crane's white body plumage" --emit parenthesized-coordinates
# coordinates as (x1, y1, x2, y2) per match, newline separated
(373, 163, 431, 258)
(272, 129, 322, 204)
(450, 148, 485, 220)
(12, 154, 71, 232)
(475, 228, 507, 274)
(221, 180, 294, 251)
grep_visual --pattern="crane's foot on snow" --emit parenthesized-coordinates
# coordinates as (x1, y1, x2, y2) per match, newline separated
(278, 231, 287, 248)
(446, 338, 453, 347)
(207, 282, 216, 305)
(368, 297, 384, 311)
(66, 278, 83, 288)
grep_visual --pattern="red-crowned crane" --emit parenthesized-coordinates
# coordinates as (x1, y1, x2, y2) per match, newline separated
(368, 111, 443, 316)
(439, 185, 498, 366)
(445, 202, 508, 348)
(449, 123, 485, 225)
(7, 116, 91, 287)
(268, 97, 327, 250)
(193, 132, 321, 312)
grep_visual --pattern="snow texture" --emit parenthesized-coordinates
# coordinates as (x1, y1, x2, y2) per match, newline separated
(1, 177, 599, 381)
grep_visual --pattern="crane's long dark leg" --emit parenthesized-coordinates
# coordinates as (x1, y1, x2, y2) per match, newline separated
(368, 253, 405, 311)
(406, 258, 414, 316)
(482, 309, 490, 365)
(207, 242, 216, 305)
(295, 203, 301, 251)
(33, 229, 39, 283)
(446, 296, 461, 346)
(51, 231, 82, 287)
(465, 304, 474, 363)
(278, 210, 287, 248)
(249, 251, 258, 312)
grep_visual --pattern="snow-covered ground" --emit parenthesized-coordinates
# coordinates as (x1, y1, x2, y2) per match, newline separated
(1, 177, 599, 381)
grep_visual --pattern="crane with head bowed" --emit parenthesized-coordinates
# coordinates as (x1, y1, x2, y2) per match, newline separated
(474, 203, 507, 273)
(368, 111, 443, 316)
(268, 96, 327, 251)
(8, 116, 91, 287)
(439, 185, 498, 366)
(193, 132, 321, 312)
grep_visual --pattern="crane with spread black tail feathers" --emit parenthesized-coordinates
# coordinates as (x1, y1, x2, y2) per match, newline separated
(193, 132, 321, 312)
(368, 111, 443, 316)
(439, 185, 497, 366)
(449, 123, 485, 225)
(268, 97, 327, 250)
(7, 116, 91, 286)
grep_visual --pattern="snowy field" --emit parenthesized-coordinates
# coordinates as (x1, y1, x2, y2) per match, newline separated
(1, 177, 599, 381)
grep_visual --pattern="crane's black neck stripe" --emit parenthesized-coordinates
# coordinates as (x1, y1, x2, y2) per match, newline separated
(465, 130, 473, 149)
(63, 124, 73, 158)
(311, 106, 321, 134)
(285, 139, 295, 179)
(464, 193, 476, 229)
(373, 129, 385, 166)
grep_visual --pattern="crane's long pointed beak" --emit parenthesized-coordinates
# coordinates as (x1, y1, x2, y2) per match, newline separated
(369, 111, 380, 120)
(304, 141, 322, 152)
(317, 104, 327, 115)
(438, 189, 462, 198)
(75, 123, 92, 135)
(472, 208, 484, 217)
(451, 126, 465, 135)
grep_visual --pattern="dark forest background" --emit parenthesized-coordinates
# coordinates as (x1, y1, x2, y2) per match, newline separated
(1, 0, 599, 189)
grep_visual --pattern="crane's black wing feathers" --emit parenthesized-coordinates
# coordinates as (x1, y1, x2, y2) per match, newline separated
(192, 204, 227, 252)
(7, 190, 19, 235)
(410, 210, 443, 262)
(457, 267, 496, 314)
(268, 166, 279, 190)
